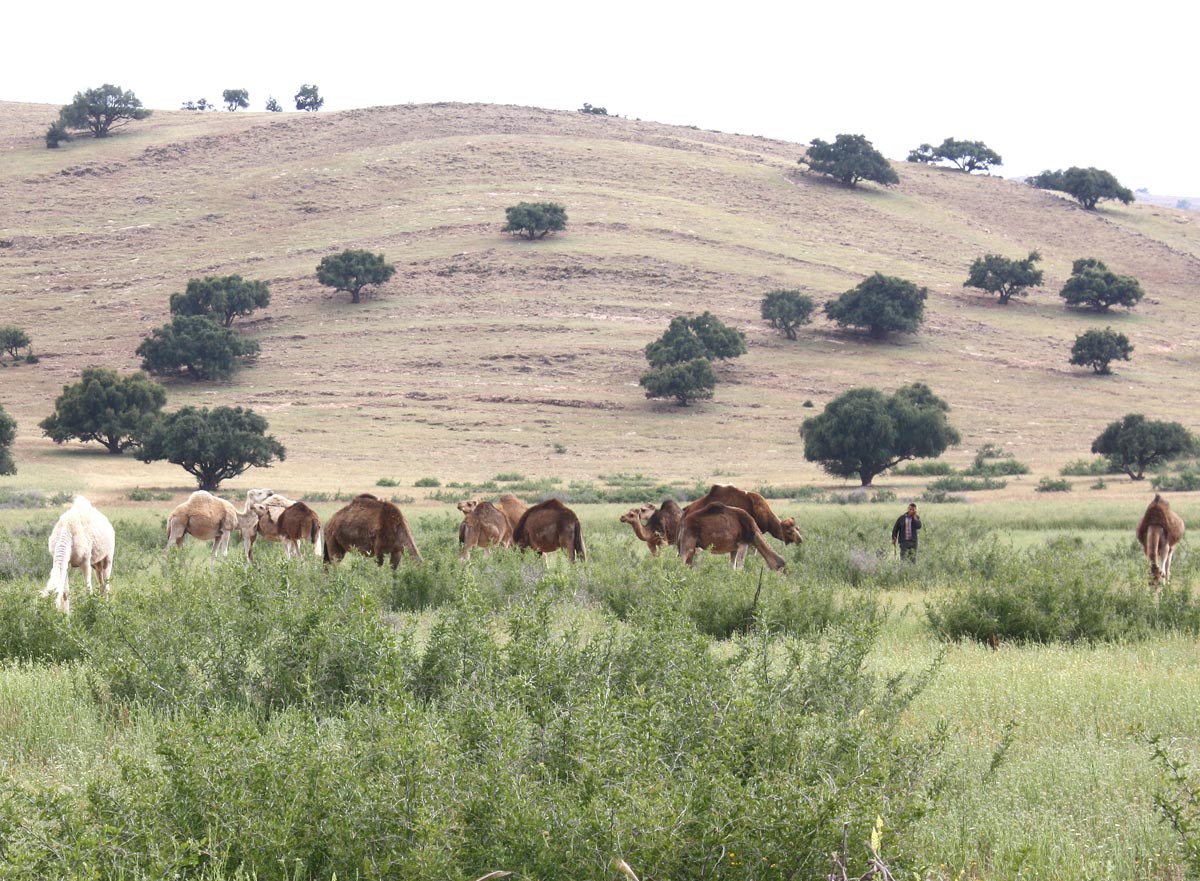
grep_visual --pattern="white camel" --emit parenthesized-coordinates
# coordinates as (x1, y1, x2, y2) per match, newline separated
(44, 495, 115, 614)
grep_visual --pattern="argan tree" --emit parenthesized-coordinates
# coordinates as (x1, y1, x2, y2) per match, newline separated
(824, 273, 926, 340)
(265, 97, 282, 112)
(316, 250, 396, 303)
(57, 84, 151, 138)
(169, 275, 271, 327)
(1070, 328, 1133, 375)
(801, 383, 961, 486)
(0, 405, 15, 475)
(137, 405, 285, 492)
(502, 202, 568, 239)
(1092, 414, 1196, 480)
(640, 358, 718, 407)
(40, 368, 167, 454)
(1059, 258, 1144, 311)
(1029, 167, 1134, 210)
(0, 326, 31, 362)
(906, 138, 1002, 173)
(645, 313, 746, 368)
(222, 89, 250, 111)
(800, 134, 899, 187)
(136, 316, 260, 380)
(963, 251, 1043, 305)
(181, 98, 215, 111)
(761, 289, 815, 340)
(294, 84, 323, 111)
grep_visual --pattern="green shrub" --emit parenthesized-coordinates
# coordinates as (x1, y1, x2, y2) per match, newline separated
(894, 461, 954, 476)
(126, 487, 172, 501)
(1152, 469, 1200, 492)
(962, 458, 1030, 477)
(494, 471, 525, 482)
(1060, 457, 1113, 476)
(917, 489, 966, 504)
(375, 477, 400, 487)
(414, 476, 440, 487)
(1035, 477, 1072, 493)
(927, 475, 1007, 492)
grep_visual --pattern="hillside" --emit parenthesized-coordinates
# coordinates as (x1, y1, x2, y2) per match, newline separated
(2, 100, 1199, 498)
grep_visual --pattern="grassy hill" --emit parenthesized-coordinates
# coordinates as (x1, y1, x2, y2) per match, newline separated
(2, 100, 1199, 501)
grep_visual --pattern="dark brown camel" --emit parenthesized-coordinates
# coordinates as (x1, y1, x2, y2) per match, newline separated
(677, 502, 787, 571)
(323, 494, 422, 569)
(684, 484, 802, 545)
(513, 499, 586, 562)
(1136, 493, 1186, 584)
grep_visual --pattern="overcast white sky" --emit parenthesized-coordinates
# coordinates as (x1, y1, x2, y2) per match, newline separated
(7, 0, 1198, 195)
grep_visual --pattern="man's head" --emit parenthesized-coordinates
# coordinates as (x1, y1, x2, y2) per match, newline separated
(907, 504, 917, 515)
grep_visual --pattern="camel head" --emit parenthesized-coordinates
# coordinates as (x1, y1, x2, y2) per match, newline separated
(779, 517, 803, 544)
(457, 499, 479, 515)
(619, 508, 643, 525)
(246, 488, 275, 506)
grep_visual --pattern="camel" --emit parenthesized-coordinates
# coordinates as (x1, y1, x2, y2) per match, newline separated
(677, 502, 788, 571)
(685, 485, 802, 545)
(513, 499, 586, 562)
(620, 503, 667, 554)
(165, 490, 241, 557)
(323, 494, 422, 568)
(459, 500, 513, 560)
(44, 496, 115, 614)
(1136, 493, 1186, 585)
(246, 500, 323, 559)
(457, 493, 527, 545)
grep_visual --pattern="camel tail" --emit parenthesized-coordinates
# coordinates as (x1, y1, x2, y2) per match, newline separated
(322, 529, 332, 563)
(574, 523, 587, 562)
(45, 527, 73, 596)
(312, 519, 324, 558)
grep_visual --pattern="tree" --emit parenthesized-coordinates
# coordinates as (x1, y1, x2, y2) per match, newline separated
(168, 275, 271, 327)
(0, 326, 31, 362)
(578, 103, 608, 115)
(801, 383, 961, 486)
(906, 138, 1002, 173)
(1059, 258, 1144, 311)
(1029, 167, 1134, 210)
(45, 120, 71, 148)
(57, 84, 151, 138)
(502, 202, 568, 239)
(761, 289, 815, 340)
(181, 98, 215, 111)
(39, 368, 166, 454)
(137, 405, 285, 491)
(1070, 328, 1133, 375)
(640, 359, 718, 407)
(136, 316, 260, 380)
(963, 251, 1043, 305)
(824, 273, 926, 340)
(222, 89, 249, 112)
(316, 250, 396, 303)
(1091, 414, 1196, 480)
(645, 313, 746, 368)
(265, 97, 283, 112)
(800, 134, 899, 187)
(294, 84, 323, 112)
(0, 405, 15, 475)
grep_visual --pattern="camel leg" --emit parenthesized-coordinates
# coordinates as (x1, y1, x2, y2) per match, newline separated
(732, 543, 749, 570)
(97, 555, 112, 595)
(165, 518, 186, 554)
(1164, 543, 1175, 583)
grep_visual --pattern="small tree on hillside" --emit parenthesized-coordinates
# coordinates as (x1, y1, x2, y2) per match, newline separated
(578, 103, 608, 115)
(180, 98, 215, 111)
(265, 97, 282, 112)
(689, 312, 748, 361)
(0, 326, 32, 362)
(137, 405, 285, 492)
(1059, 258, 1144, 312)
(169, 275, 271, 327)
(800, 134, 899, 188)
(640, 358, 718, 407)
(57, 84, 151, 138)
(136, 316, 260, 380)
(294, 84, 323, 111)
(801, 383, 961, 486)
(906, 138, 1002, 173)
(1029, 167, 1134, 210)
(1070, 328, 1133, 375)
(222, 89, 250, 111)
(45, 120, 71, 148)
(1092, 414, 1196, 480)
(316, 250, 396, 303)
(39, 368, 166, 454)
(0, 405, 15, 475)
(502, 202, 568, 239)
(761, 289, 815, 340)
(824, 273, 926, 340)
(645, 314, 746, 367)
(963, 251, 1043, 305)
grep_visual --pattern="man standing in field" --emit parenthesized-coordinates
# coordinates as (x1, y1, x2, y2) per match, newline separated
(891, 503, 921, 561)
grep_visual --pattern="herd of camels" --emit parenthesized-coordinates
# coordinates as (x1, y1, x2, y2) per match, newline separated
(39, 485, 1184, 614)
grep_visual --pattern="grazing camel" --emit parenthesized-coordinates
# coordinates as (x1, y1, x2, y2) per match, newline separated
(677, 502, 788, 571)
(459, 500, 513, 560)
(246, 500, 323, 559)
(165, 490, 240, 557)
(513, 499, 586, 562)
(685, 485, 802, 545)
(620, 503, 666, 555)
(1137, 494, 1186, 585)
(237, 489, 298, 560)
(323, 494, 422, 568)
(44, 496, 115, 614)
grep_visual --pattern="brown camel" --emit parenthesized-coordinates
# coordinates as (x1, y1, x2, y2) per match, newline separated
(678, 502, 788, 571)
(647, 499, 684, 546)
(513, 499, 586, 562)
(620, 503, 667, 554)
(457, 493, 527, 545)
(459, 500, 513, 560)
(323, 494, 422, 569)
(1136, 494, 1186, 584)
(685, 485, 802, 545)
(236, 490, 298, 561)
(246, 500, 323, 559)
(165, 490, 241, 557)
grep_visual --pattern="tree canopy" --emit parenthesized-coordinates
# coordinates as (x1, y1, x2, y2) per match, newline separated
(180, 98, 215, 112)
(137, 405, 285, 492)
(824, 273, 926, 340)
(801, 383, 961, 486)
(1029, 167, 1134, 210)
(1059, 258, 1144, 311)
(316, 250, 396, 303)
(963, 252, 1044, 305)
(639, 358, 718, 407)
(222, 89, 249, 111)
(294, 85, 323, 112)
(58, 84, 151, 138)
(1091, 414, 1195, 480)
(906, 138, 1002, 173)
(502, 202, 568, 239)
(1070, 328, 1133, 375)
(169, 275, 271, 327)
(0, 326, 31, 361)
(136, 316, 260, 380)
(800, 134, 899, 187)
(39, 368, 166, 454)
(0, 405, 15, 475)
(265, 97, 282, 112)
(761, 289, 815, 340)
(645, 313, 746, 368)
